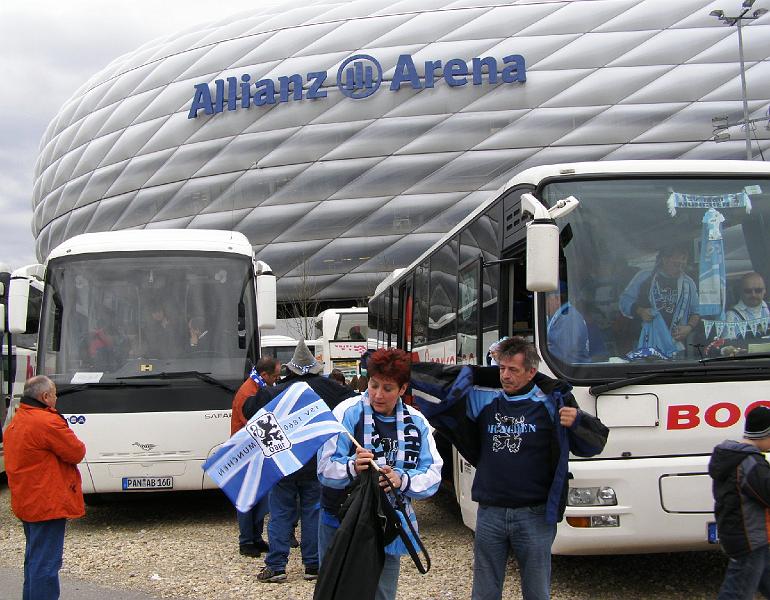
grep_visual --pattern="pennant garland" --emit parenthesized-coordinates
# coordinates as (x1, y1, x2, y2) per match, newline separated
(703, 317, 770, 340)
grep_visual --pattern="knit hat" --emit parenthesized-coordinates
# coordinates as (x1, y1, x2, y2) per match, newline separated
(286, 339, 324, 376)
(744, 405, 770, 439)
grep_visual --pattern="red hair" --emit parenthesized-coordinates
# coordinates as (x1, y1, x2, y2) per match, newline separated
(366, 348, 411, 387)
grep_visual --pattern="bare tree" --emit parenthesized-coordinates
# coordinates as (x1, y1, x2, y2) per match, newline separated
(282, 259, 320, 340)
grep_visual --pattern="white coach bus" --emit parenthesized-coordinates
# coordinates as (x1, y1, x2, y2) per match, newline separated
(313, 307, 369, 378)
(8, 230, 276, 497)
(369, 160, 770, 554)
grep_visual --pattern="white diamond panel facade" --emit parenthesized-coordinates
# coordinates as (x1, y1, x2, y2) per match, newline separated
(32, 0, 770, 301)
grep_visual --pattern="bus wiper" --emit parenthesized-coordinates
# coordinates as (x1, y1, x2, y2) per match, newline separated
(589, 373, 663, 396)
(57, 381, 169, 396)
(590, 358, 770, 396)
(118, 371, 236, 393)
(700, 352, 770, 364)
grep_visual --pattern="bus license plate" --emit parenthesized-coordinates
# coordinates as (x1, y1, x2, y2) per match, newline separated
(708, 522, 719, 544)
(122, 476, 173, 490)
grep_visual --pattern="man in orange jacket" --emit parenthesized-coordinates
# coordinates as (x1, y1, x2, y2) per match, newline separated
(5, 375, 86, 600)
(232, 357, 281, 557)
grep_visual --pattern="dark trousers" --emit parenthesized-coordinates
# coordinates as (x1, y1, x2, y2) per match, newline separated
(237, 495, 269, 546)
(22, 518, 67, 600)
(718, 545, 770, 600)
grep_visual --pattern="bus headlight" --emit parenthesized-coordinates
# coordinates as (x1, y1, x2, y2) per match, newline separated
(568, 486, 617, 506)
(566, 515, 621, 528)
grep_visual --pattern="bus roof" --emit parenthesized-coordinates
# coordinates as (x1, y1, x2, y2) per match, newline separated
(504, 160, 770, 187)
(371, 159, 770, 300)
(47, 230, 254, 261)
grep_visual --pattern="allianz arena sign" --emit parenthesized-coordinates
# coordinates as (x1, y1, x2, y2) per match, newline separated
(188, 53, 526, 119)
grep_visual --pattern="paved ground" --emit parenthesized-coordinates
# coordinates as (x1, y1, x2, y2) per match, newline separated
(0, 566, 172, 600)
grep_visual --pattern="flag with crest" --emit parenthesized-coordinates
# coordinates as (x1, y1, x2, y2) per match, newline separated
(203, 381, 346, 512)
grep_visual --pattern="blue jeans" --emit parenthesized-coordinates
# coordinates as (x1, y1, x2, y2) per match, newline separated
(718, 545, 770, 599)
(22, 519, 67, 600)
(265, 477, 319, 571)
(318, 509, 400, 600)
(237, 495, 269, 546)
(471, 504, 556, 600)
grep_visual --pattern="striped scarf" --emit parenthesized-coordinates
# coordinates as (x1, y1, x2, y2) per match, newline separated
(362, 391, 407, 471)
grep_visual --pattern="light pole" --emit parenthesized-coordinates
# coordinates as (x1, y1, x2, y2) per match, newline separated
(710, 0, 767, 160)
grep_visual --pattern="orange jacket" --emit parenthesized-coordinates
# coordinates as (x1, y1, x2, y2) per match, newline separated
(5, 401, 86, 522)
(231, 378, 259, 435)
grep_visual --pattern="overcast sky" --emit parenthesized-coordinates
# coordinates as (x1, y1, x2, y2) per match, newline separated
(0, 0, 282, 271)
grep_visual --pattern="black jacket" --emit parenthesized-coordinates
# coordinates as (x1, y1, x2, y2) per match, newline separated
(709, 440, 770, 557)
(242, 374, 357, 481)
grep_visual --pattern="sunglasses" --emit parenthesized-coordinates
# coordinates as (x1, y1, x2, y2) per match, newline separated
(743, 287, 766, 294)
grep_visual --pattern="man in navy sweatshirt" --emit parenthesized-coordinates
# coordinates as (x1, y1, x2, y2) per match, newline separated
(465, 337, 607, 600)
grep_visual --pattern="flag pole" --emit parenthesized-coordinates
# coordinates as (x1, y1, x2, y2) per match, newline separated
(344, 430, 383, 472)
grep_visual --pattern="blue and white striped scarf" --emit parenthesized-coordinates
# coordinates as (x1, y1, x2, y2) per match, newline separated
(360, 391, 420, 556)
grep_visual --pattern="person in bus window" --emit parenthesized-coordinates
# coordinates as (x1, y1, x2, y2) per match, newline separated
(143, 304, 176, 358)
(619, 244, 700, 357)
(188, 316, 211, 351)
(349, 325, 365, 341)
(719, 272, 769, 356)
(709, 405, 770, 599)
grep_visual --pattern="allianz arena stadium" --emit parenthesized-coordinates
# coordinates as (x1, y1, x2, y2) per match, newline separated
(32, 0, 770, 302)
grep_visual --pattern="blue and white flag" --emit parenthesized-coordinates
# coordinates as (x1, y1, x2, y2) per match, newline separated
(203, 381, 346, 512)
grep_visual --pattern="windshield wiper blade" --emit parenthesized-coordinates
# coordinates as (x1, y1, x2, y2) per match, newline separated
(118, 371, 236, 393)
(700, 352, 770, 364)
(57, 382, 169, 396)
(589, 373, 663, 396)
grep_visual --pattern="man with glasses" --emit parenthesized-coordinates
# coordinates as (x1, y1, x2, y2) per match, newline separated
(722, 272, 769, 355)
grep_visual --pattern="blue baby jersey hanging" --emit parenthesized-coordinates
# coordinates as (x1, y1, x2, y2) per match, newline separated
(698, 208, 726, 318)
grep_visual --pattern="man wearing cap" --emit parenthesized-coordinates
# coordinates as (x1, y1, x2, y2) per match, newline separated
(709, 405, 770, 598)
(5, 375, 86, 600)
(231, 356, 281, 558)
(243, 339, 357, 584)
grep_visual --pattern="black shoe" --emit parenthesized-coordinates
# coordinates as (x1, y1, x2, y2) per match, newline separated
(304, 565, 319, 581)
(257, 566, 287, 583)
(239, 543, 260, 558)
(289, 532, 300, 548)
(254, 539, 270, 553)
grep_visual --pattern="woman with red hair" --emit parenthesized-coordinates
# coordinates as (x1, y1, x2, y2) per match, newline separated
(317, 348, 443, 600)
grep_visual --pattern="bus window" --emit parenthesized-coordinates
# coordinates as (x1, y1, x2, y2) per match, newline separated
(428, 239, 458, 343)
(457, 260, 480, 365)
(412, 262, 429, 347)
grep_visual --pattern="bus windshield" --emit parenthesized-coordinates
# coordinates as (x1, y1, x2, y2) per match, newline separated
(38, 252, 257, 385)
(335, 312, 368, 341)
(540, 175, 770, 377)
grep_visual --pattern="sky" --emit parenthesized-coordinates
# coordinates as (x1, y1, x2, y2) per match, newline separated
(0, 0, 283, 271)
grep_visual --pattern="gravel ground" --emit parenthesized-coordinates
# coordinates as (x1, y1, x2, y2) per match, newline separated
(0, 478, 728, 599)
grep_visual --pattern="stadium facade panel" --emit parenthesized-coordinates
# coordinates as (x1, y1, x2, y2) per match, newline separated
(33, 0, 770, 301)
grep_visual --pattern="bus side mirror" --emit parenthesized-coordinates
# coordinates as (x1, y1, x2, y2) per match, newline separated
(8, 277, 31, 334)
(522, 193, 578, 292)
(256, 273, 276, 330)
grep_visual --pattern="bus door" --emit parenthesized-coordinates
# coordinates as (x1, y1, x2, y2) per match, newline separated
(504, 250, 534, 342)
